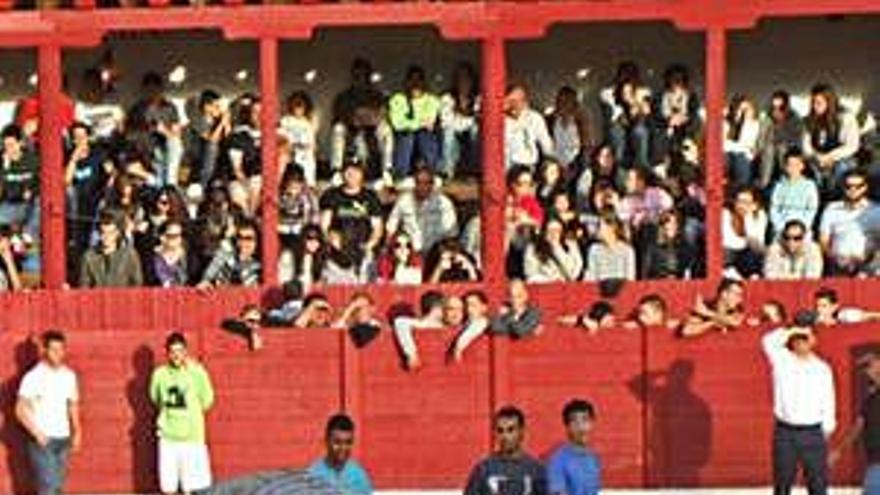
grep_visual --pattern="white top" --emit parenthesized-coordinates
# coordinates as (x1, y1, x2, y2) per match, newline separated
(75, 101, 124, 139)
(819, 200, 880, 261)
(722, 209, 768, 251)
(386, 191, 458, 254)
(552, 117, 582, 167)
(280, 115, 318, 185)
(504, 108, 554, 169)
(18, 362, 79, 439)
(761, 327, 836, 435)
(439, 93, 480, 133)
(723, 118, 761, 161)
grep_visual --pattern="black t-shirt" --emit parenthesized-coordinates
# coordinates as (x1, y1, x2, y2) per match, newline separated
(223, 127, 262, 178)
(319, 186, 381, 248)
(862, 389, 880, 463)
(464, 454, 548, 495)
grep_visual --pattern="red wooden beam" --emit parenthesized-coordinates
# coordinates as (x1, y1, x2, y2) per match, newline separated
(259, 36, 280, 287)
(38, 43, 66, 290)
(704, 26, 726, 285)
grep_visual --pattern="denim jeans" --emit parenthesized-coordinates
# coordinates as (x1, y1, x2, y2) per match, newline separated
(811, 158, 856, 200)
(393, 129, 440, 178)
(865, 464, 880, 495)
(27, 437, 71, 495)
(609, 121, 650, 169)
(726, 151, 754, 190)
(441, 125, 479, 178)
(0, 200, 40, 238)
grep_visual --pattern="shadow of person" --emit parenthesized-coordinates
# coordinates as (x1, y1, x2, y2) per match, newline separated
(628, 359, 712, 487)
(127, 345, 157, 493)
(0, 337, 39, 494)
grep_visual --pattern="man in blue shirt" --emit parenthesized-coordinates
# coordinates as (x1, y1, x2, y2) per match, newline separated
(546, 399, 601, 495)
(309, 413, 373, 494)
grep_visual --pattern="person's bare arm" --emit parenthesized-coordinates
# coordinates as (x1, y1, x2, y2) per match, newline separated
(15, 398, 47, 446)
(68, 400, 82, 453)
(829, 416, 863, 467)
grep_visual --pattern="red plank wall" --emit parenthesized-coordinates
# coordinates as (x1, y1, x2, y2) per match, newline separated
(1, 279, 878, 493)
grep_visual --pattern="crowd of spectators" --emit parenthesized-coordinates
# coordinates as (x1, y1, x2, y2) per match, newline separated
(722, 84, 880, 280)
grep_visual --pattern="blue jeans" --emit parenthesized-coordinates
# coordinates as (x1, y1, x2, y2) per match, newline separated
(393, 129, 440, 178)
(812, 158, 856, 200)
(865, 464, 880, 495)
(27, 437, 71, 495)
(609, 121, 650, 169)
(441, 125, 479, 178)
(0, 200, 40, 238)
(726, 151, 754, 190)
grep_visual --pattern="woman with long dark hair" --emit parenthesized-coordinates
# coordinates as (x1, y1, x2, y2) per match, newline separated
(722, 186, 768, 278)
(724, 94, 761, 190)
(523, 216, 583, 282)
(802, 83, 860, 199)
(440, 62, 480, 178)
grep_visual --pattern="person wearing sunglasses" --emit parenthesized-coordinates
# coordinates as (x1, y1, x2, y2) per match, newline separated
(764, 219, 823, 280)
(818, 169, 880, 276)
(197, 220, 261, 289)
(464, 406, 547, 495)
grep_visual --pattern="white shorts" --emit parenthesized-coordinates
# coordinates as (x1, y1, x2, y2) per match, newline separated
(158, 438, 212, 494)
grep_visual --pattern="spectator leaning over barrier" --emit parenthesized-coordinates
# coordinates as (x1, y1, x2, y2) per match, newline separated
(491, 279, 543, 339)
(78, 209, 143, 288)
(763, 219, 823, 280)
(622, 294, 679, 330)
(814, 287, 880, 326)
(818, 168, 880, 276)
(450, 290, 490, 362)
(309, 413, 373, 495)
(149, 332, 215, 495)
(464, 406, 548, 495)
(680, 278, 746, 338)
(16, 330, 81, 495)
(547, 399, 601, 495)
(393, 290, 447, 370)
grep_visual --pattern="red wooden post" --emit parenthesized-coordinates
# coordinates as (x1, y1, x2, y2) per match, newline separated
(38, 43, 66, 290)
(259, 36, 280, 287)
(704, 26, 726, 285)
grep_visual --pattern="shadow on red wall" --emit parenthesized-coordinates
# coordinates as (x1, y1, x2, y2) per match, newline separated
(0, 337, 39, 495)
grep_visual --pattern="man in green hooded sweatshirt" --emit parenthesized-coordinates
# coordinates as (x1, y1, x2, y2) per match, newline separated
(149, 332, 215, 495)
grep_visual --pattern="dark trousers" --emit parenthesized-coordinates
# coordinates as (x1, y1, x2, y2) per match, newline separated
(773, 421, 828, 495)
(27, 437, 71, 495)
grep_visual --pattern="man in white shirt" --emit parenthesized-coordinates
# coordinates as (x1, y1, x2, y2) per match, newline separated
(16, 330, 81, 495)
(386, 164, 458, 255)
(819, 169, 880, 276)
(504, 84, 554, 171)
(761, 311, 835, 495)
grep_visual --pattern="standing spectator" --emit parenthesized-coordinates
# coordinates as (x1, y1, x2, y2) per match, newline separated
(803, 84, 860, 199)
(761, 313, 835, 495)
(389, 66, 441, 178)
(65, 122, 107, 259)
(393, 290, 447, 370)
(641, 209, 697, 279)
(187, 89, 230, 191)
(16, 331, 81, 495)
(584, 212, 636, 281)
(439, 62, 480, 179)
(126, 72, 183, 187)
(198, 220, 261, 289)
(764, 219, 823, 280)
(309, 414, 373, 495)
(654, 64, 701, 162)
(330, 58, 392, 182)
(549, 86, 591, 169)
(451, 290, 491, 362)
(722, 186, 768, 279)
(149, 332, 215, 495)
(524, 216, 583, 283)
(0, 226, 22, 291)
(147, 220, 192, 287)
(818, 169, 880, 276)
(491, 279, 542, 339)
(724, 95, 761, 190)
(547, 399, 601, 495)
(78, 209, 143, 288)
(319, 160, 383, 267)
(504, 84, 554, 171)
(280, 90, 318, 185)
(768, 150, 819, 239)
(224, 95, 263, 216)
(464, 406, 548, 495)
(386, 164, 458, 255)
(680, 278, 746, 337)
(757, 90, 803, 190)
(599, 62, 652, 169)
(0, 124, 40, 238)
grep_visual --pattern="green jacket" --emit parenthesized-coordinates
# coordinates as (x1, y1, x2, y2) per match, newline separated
(388, 92, 440, 132)
(149, 361, 214, 443)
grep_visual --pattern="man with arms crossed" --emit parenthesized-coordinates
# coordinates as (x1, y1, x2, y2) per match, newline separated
(762, 311, 836, 495)
(547, 399, 600, 495)
(16, 330, 81, 495)
(150, 332, 215, 495)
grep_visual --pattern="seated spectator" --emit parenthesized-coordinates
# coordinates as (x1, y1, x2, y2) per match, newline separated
(322, 229, 364, 285)
(641, 210, 697, 279)
(818, 169, 880, 276)
(279, 90, 318, 186)
(223, 95, 263, 216)
(191, 183, 241, 274)
(491, 279, 542, 339)
(803, 83, 860, 199)
(722, 186, 767, 279)
(309, 414, 373, 495)
(450, 290, 490, 362)
(757, 90, 803, 190)
(147, 220, 192, 287)
(623, 294, 679, 330)
(186, 89, 230, 191)
(334, 292, 382, 348)
(0, 226, 21, 292)
(75, 68, 124, 145)
(285, 225, 326, 290)
(618, 167, 674, 230)
(139, 186, 186, 256)
(278, 165, 320, 280)
(763, 219, 823, 280)
(125, 72, 183, 187)
(330, 58, 392, 183)
(426, 238, 480, 283)
(548, 86, 591, 169)
(579, 180, 621, 245)
(680, 278, 746, 338)
(814, 287, 880, 326)
(386, 164, 458, 255)
(523, 216, 583, 283)
(504, 83, 554, 171)
(388, 66, 441, 178)
(197, 220, 261, 289)
(78, 209, 143, 288)
(439, 62, 480, 179)
(723, 94, 761, 190)
(547, 188, 578, 228)
(220, 304, 264, 352)
(393, 290, 447, 370)
(536, 158, 566, 209)
(599, 61, 652, 169)
(575, 144, 621, 206)
(0, 124, 40, 239)
(375, 232, 422, 285)
(768, 149, 819, 239)
(319, 159, 383, 270)
(654, 64, 702, 163)
(584, 212, 636, 281)
(505, 165, 544, 278)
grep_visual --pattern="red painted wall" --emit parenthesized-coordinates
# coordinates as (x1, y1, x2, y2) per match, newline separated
(1, 279, 878, 493)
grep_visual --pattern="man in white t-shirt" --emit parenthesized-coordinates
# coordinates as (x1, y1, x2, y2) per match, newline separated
(504, 84, 554, 171)
(16, 330, 81, 495)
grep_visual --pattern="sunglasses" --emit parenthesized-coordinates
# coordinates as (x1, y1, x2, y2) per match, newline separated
(238, 235, 257, 241)
(495, 426, 518, 434)
(845, 182, 866, 190)
(164, 231, 182, 239)
(783, 234, 804, 242)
